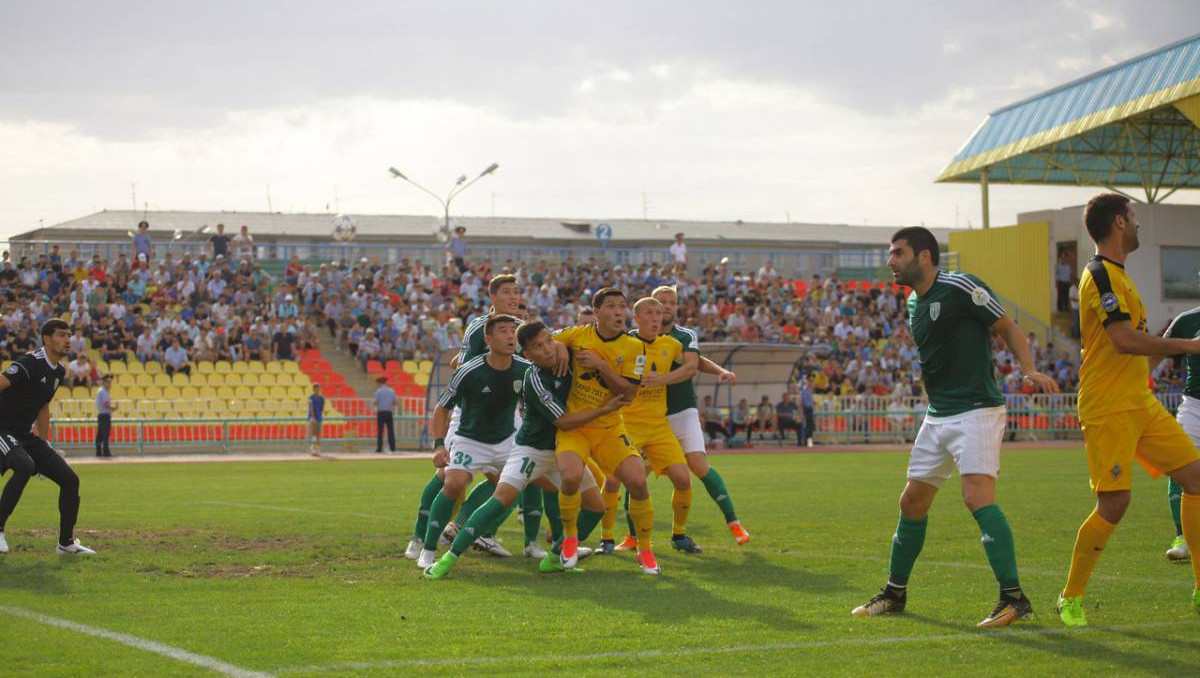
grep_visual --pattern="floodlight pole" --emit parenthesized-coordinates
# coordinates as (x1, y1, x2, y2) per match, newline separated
(980, 166, 991, 229)
(388, 163, 500, 232)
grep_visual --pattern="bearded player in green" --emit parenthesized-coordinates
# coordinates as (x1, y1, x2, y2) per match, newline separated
(851, 226, 1059, 628)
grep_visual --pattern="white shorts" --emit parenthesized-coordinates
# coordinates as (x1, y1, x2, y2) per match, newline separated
(447, 433, 514, 476)
(499, 444, 599, 492)
(1178, 395, 1200, 447)
(668, 408, 706, 454)
(907, 406, 1006, 487)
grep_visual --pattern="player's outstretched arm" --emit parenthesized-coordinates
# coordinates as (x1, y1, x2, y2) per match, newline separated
(697, 355, 736, 384)
(555, 394, 632, 431)
(430, 404, 451, 467)
(642, 352, 698, 388)
(1106, 320, 1200, 357)
(991, 316, 1059, 393)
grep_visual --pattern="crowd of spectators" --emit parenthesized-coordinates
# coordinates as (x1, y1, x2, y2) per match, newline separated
(0, 223, 1189, 401)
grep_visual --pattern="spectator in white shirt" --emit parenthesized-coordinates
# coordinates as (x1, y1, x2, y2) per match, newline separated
(669, 232, 688, 274)
(234, 225, 255, 262)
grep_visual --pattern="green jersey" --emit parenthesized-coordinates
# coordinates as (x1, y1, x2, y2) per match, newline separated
(456, 314, 522, 365)
(1165, 306, 1200, 399)
(664, 324, 702, 415)
(515, 365, 571, 450)
(437, 355, 531, 443)
(907, 270, 1005, 417)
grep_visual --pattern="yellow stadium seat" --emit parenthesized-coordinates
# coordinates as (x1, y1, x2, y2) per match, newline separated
(125, 361, 144, 374)
(107, 360, 127, 374)
(189, 373, 207, 386)
(234, 386, 253, 400)
(414, 373, 430, 387)
(145, 361, 163, 375)
(223, 373, 243, 386)
(123, 386, 144, 400)
(217, 386, 235, 400)
(86, 348, 100, 361)
(251, 385, 271, 399)
(265, 361, 283, 374)
(143, 386, 163, 399)
(403, 360, 418, 374)
(153, 373, 172, 387)
(287, 387, 307, 400)
(215, 361, 232, 374)
(232, 362, 250, 374)
(162, 386, 181, 399)
(240, 373, 259, 387)
(171, 373, 189, 387)
(418, 360, 433, 374)
(197, 361, 214, 374)
(180, 386, 200, 399)
(268, 386, 288, 400)
(293, 373, 312, 386)
(95, 360, 110, 374)
(204, 373, 225, 386)
(257, 373, 276, 386)
(135, 374, 154, 387)
(70, 386, 89, 399)
(282, 361, 299, 373)
(199, 386, 217, 399)
(248, 361, 267, 373)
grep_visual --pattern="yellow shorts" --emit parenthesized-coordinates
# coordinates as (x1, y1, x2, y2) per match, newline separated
(1082, 403, 1200, 492)
(585, 456, 607, 487)
(556, 423, 639, 476)
(628, 419, 687, 476)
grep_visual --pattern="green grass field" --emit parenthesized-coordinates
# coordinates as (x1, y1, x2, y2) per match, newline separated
(1, 447, 1197, 677)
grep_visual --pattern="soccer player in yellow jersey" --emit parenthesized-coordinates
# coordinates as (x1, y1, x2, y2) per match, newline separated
(1058, 193, 1200, 626)
(554, 288, 663, 574)
(625, 297, 705, 553)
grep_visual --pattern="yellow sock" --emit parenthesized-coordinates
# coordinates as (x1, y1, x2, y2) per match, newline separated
(1063, 509, 1117, 598)
(628, 496, 654, 551)
(1181, 493, 1200, 588)
(601, 487, 620, 540)
(671, 487, 692, 536)
(559, 490, 581, 537)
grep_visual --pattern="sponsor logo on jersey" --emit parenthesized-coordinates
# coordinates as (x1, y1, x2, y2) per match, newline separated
(512, 380, 523, 394)
(1100, 292, 1120, 313)
(4, 365, 17, 375)
(539, 389, 554, 405)
(1110, 464, 1122, 480)
(929, 302, 941, 321)
(633, 354, 647, 376)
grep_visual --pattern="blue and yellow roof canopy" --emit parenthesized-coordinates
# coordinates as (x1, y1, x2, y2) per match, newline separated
(938, 34, 1200, 203)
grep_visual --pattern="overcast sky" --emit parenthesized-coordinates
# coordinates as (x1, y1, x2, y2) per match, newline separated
(3, 1, 1199, 240)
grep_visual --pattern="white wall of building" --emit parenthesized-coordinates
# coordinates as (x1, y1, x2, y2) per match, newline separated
(1020, 203, 1200, 329)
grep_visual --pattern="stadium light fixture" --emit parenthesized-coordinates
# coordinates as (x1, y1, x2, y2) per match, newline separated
(386, 161, 500, 236)
(388, 167, 407, 180)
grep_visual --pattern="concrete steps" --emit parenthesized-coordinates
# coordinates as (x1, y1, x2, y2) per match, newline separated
(314, 329, 378, 399)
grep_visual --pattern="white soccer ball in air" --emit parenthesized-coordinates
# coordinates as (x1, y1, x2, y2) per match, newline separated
(332, 214, 358, 242)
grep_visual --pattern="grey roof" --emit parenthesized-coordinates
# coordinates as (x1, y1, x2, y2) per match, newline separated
(21, 210, 953, 247)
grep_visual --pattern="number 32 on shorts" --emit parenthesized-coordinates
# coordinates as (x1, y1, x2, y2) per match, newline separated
(452, 450, 474, 467)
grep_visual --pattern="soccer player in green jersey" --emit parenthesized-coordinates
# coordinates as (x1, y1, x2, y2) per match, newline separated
(415, 314, 530, 569)
(851, 226, 1059, 628)
(425, 321, 630, 579)
(1157, 305, 1200, 562)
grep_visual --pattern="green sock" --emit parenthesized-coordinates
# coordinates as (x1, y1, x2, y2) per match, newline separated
(1169, 478, 1184, 536)
(454, 479, 497, 526)
(700, 467, 738, 523)
(484, 499, 519, 539)
(452, 497, 509, 556)
(543, 490, 563, 542)
(578, 508, 605, 543)
(888, 515, 927, 587)
(521, 486, 544, 547)
(623, 491, 635, 537)
(413, 472, 444, 541)
(423, 490, 458, 547)
(973, 504, 1021, 591)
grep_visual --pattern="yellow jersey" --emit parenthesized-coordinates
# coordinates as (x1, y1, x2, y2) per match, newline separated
(623, 331, 684, 424)
(553, 324, 646, 428)
(1077, 255, 1157, 420)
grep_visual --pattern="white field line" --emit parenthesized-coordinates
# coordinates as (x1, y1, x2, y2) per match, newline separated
(200, 500, 402, 522)
(805, 552, 1193, 587)
(276, 620, 1198, 674)
(0, 604, 274, 678)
